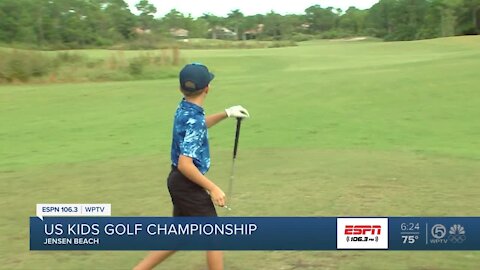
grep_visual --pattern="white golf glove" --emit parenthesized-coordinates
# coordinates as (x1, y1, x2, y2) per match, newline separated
(225, 105, 250, 119)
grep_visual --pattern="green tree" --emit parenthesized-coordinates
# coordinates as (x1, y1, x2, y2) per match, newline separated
(0, 0, 34, 43)
(162, 9, 188, 29)
(263, 11, 283, 39)
(459, 0, 480, 34)
(339, 7, 367, 34)
(366, 0, 429, 41)
(305, 5, 338, 33)
(135, 0, 157, 29)
(227, 9, 244, 40)
(366, 0, 397, 37)
(188, 18, 209, 38)
(1, 0, 479, 48)
(103, 0, 137, 40)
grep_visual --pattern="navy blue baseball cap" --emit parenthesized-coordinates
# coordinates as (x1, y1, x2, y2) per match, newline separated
(179, 63, 215, 92)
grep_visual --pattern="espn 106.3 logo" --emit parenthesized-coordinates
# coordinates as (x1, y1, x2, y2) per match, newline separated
(337, 218, 389, 249)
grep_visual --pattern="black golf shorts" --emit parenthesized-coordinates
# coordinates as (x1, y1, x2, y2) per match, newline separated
(167, 166, 217, 217)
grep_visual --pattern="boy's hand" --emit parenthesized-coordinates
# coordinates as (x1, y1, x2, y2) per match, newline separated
(225, 105, 250, 119)
(209, 186, 226, 207)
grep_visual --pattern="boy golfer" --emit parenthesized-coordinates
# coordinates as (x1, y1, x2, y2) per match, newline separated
(134, 63, 250, 270)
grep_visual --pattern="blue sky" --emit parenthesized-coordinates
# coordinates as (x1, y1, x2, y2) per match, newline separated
(126, 0, 379, 17)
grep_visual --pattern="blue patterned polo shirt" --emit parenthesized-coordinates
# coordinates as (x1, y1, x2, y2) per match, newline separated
(171, 99, 210, 174)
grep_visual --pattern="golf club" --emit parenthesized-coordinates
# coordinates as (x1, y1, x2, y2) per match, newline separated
(224, 117, 242, 211)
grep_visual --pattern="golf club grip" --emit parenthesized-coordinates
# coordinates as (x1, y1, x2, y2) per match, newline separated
(233, 118, 242, 159)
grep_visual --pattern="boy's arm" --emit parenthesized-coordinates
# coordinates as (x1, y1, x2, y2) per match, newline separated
(206, 112, 227, 128)
(206, 106, 250, 128)
(177, 154, 226, 207)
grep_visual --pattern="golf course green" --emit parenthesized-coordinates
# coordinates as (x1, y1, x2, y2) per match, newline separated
(1, 36, 479, 269)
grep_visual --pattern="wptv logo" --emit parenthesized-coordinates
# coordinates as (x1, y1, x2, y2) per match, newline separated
(337, 218, 389, 249)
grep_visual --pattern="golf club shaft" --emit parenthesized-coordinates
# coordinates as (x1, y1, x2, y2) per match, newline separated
(233, 118, 242, 159)
(227, 118, 242, 204)
(227, 158, 236, 206)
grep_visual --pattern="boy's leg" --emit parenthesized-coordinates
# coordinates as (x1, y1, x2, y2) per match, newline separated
(168, 168, 222, 269)
(133, 251, 176, 270)
(206, 251, 223, 270)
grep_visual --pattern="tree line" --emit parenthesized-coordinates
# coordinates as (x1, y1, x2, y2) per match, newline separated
(0, 0, 479, 49)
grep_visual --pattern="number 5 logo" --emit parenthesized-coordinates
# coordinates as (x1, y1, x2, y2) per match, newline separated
(431, 224, 446, 239)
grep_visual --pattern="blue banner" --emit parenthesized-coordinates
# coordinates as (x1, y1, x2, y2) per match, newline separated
(30, 217, 480, 250)
(389, 217, 479, 250)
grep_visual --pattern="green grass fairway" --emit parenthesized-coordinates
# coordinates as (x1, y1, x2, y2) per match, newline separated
(1, 36, 480, 269)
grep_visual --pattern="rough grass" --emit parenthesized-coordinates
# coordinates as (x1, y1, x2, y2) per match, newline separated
(0, 49, 182, 84)
(1, 36, 480, 269)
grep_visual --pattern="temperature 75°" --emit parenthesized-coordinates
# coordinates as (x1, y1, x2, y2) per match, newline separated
(402, 235, 419, 244)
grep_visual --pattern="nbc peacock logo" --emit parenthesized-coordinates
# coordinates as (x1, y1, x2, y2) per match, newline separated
(448, 224, 466, 244)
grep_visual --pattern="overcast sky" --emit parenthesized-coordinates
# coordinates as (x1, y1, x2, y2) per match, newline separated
(126, 0, 379, 17)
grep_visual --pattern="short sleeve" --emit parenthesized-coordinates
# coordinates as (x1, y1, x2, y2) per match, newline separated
(179, 116, 205, 159)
